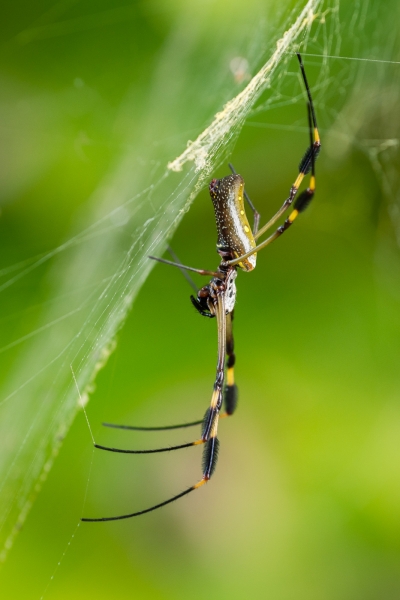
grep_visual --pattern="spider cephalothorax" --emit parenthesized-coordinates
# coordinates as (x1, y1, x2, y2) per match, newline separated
(191, 263, 237, 318)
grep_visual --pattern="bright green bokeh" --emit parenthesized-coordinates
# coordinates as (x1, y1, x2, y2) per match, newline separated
(1, 1, 400, 598)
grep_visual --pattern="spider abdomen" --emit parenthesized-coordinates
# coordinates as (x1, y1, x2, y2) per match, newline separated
(209, 174, 256, 272)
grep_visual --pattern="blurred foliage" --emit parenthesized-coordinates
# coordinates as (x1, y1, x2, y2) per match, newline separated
(1, 0, 400, 599)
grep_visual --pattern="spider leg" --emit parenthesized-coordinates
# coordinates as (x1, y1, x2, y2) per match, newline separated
(166, 246, 198, 293)
(190, 295, 214, 318)
(201, 293, 226, 440)
(94, 439, 204, 454)
(229, 163, 260, 235)
(82, 485, 199, 521)
(198, 293, 227, 486)
(102, 419, 203, 431)
(253, 53, 320, 241)
(82, 295, 226, 522)
(149, 255, 220, 277)
(227, 97, 319, 267)
(221, 311, 238, 417)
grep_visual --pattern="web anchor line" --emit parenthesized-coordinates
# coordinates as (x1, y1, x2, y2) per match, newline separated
(71, 365, 95, 445)
(300, 52, 400, 66)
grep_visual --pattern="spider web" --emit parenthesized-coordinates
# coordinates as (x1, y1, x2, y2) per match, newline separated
(0, 0, 324, 562)
(0, 0, 398, 570)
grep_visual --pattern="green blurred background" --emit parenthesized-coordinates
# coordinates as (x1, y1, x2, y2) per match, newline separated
(1, 0, 400, 598)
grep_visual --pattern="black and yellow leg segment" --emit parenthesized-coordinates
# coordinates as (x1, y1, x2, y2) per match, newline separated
(252, 54, 320, 242)
(224, 311, 238, 417)
(253, 127, 320, 242)
(197, 292, 225, 486)
(200, 407, 221, 483)
(275, 91, 317, 232)
(201, 381, 223, 440)
(294, 127, 320, 190)
(293, 53, 321, 191)
(201, 294, 226, 441)
(202, 435, 220, 480)
(279, 170, 315, 232)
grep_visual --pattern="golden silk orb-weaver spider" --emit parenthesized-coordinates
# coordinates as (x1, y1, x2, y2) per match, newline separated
(82, 53, 321, 523)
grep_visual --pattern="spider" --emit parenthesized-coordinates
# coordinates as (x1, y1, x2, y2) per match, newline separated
(82, 53, 321, 523)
